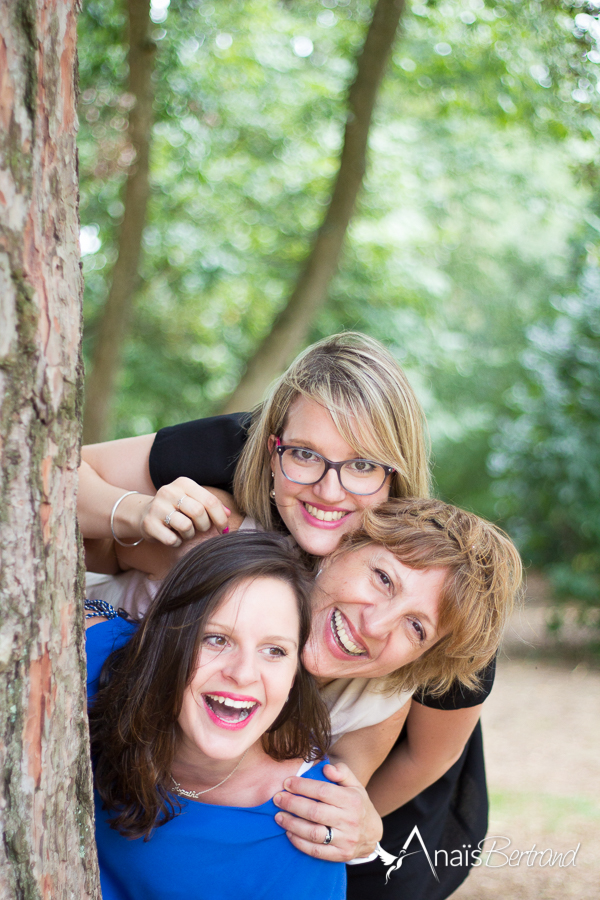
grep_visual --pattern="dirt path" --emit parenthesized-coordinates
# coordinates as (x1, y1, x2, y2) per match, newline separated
(451, 584, 600, 899)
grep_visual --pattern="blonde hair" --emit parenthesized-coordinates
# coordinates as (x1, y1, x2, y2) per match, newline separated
(335, 498, 523, 697)
(233, 333, 430, 529)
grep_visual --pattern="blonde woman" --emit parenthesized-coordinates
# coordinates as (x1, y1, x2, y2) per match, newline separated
(79, 333, 518, 900)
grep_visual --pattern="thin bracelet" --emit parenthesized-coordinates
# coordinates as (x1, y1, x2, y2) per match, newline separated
(110, 491, 144, 547)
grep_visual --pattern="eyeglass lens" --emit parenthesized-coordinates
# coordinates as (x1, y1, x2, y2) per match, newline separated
(280, 448, 387, 495)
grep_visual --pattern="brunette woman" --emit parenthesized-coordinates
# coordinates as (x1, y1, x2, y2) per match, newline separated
(87, 532, 346, 900)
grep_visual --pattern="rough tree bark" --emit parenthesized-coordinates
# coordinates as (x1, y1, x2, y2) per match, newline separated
(222, 0, 406, 413)
(0, 0, 100, 897)
(82, 0, 155, 443)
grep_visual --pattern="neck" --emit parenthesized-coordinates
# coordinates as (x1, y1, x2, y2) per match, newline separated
(171, 739, 263, 794)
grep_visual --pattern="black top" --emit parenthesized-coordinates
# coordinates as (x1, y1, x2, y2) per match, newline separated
(149, 412, 252, 495)
(149, 414, 494, 898)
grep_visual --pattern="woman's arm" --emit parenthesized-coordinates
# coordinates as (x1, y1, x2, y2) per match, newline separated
(79, 414, 249, 547)
(84, 487, 242, 580)
(82, 434, 157, 493)
(366, 701, 483, 817)
(79, 451, 231, 546)
(328, 703, 411, 786)
(272, 705, 409, 862)
(111, 489, 243, 579)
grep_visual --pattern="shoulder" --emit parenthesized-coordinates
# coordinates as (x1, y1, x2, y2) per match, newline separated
(414, 657, 497, 710)
(299, 759, 332, 785)
(321, 677, 413, 741)
(86, 617, 137, 700)
(149, 413, 251, 490)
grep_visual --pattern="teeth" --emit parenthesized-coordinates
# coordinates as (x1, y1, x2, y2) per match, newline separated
(205, 694, 256, 710)
(332, 610, 365, 656)
(305, 504, 348, 522)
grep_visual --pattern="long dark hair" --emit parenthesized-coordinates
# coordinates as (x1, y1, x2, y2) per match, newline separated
(89, 532, 330, 840)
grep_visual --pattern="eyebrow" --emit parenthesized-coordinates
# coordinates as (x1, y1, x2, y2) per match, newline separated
(282, 436, 370, 461)
(204, 623, 298, 648)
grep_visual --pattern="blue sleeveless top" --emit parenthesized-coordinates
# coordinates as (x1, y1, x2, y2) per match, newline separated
(86, 618, 345, 900)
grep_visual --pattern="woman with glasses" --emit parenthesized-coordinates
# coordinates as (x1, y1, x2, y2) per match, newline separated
(79, 332, 516, 900)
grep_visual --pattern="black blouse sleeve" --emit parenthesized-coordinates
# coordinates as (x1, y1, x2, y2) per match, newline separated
(413, 656, 497, 710)
(148, 412, 252, 494)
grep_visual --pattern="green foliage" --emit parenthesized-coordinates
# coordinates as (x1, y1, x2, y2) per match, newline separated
(79, 0, 600, 436)
(490, 265, 600, 613)
(78, 0, 600, 619)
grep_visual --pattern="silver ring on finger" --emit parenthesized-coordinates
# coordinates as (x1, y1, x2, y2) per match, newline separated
(164, 511, 175, 528)
(176, 495, 186, 511)
(323, 826, 333, 845)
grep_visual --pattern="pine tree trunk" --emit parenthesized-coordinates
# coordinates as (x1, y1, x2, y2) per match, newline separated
(222, 0, 406, 413)
(0, 1, 100, 896)
(82, 0, 156, 443)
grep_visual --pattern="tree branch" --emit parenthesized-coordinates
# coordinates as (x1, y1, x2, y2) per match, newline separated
(223, 0, 405, 413)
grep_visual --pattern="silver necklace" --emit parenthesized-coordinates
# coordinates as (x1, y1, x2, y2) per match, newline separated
(170, 748, 250, 799)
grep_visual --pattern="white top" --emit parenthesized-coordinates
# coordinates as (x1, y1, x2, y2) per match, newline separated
(320, 677, 413, 743)
(86, 569, 159, 620)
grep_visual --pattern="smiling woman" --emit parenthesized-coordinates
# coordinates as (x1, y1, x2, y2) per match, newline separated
(87, 532, 345, 900)
(264, 396, 397, 557)
(306, 548, 447, 682)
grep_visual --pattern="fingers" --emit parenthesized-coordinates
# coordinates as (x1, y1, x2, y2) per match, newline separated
(279, 771, 359, 808)
(273, 805, 364, 863)
(282, 831, 356, 864)
(274, 812, 355, 861)
(139, 478, 231, 546)
(321, 762, 361, 788)
(171, 478, 231, 533)
(273, 789, 351, 829)
(273, 765, 383, 861)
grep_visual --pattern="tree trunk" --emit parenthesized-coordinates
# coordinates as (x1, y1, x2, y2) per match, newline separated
(0, 1, 100, 897)
(222, 0, 406, 413)
(82, 0, 155, 443)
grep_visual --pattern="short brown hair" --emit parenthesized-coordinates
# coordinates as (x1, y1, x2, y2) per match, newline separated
(233, 332, 430, 529)
(89, 532, 330, 840)
(336, 499, 523, 696)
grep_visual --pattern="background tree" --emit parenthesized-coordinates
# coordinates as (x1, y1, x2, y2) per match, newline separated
(82, 0, 156, 443)
(0, 1, 99, 895)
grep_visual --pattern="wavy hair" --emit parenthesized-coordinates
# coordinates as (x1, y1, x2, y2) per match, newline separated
(89, 532, 330, 840)
(233, 332, 430, 529)
(334, 498, 523, 696)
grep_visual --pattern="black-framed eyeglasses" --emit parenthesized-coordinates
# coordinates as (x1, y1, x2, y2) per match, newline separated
(275, 439, 395, 496)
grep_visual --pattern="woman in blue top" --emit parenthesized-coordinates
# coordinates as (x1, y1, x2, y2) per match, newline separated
(86, 531, 345, 900)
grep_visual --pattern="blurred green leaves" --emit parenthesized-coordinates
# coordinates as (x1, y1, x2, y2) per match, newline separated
(491, 266, 600, 614)
(79, 1, 600, 607)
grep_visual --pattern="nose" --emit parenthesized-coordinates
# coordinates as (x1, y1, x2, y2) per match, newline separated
(313, 467, 347, 504)
(360, 602, 403, 641)
(221, 646, 259, 687)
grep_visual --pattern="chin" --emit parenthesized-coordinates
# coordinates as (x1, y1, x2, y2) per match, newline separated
(293, 524, 354, 558)
(301, 537, 340, 558)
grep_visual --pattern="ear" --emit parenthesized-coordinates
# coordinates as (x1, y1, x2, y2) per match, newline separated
(267, 435, 279, 466)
